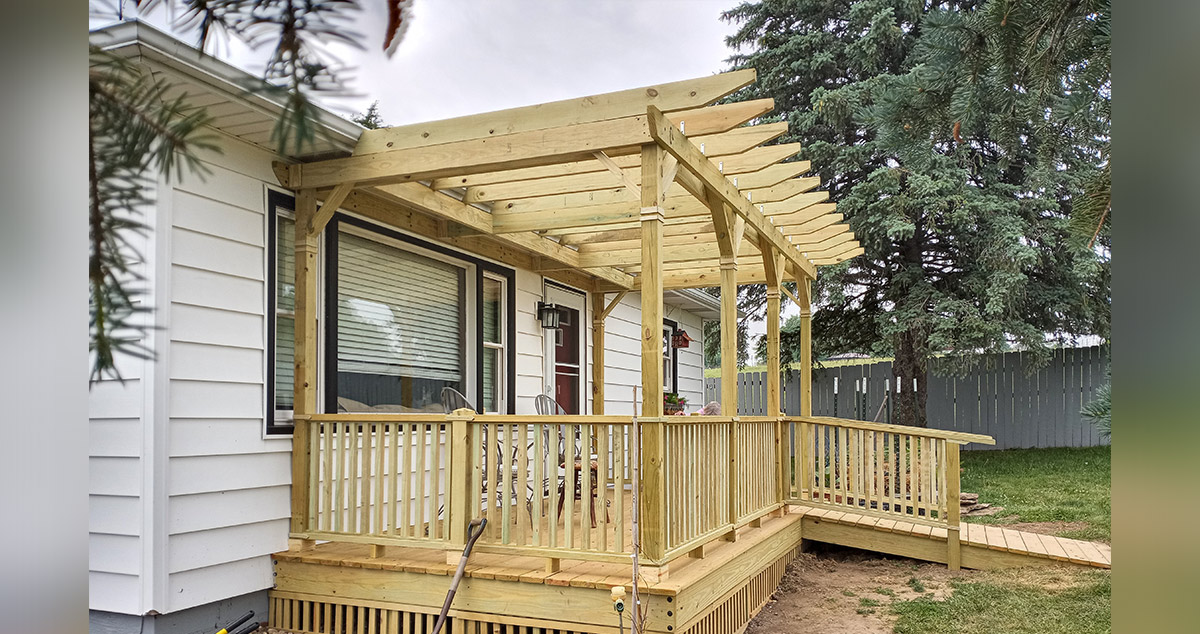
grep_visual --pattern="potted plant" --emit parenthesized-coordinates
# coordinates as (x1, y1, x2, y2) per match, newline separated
(663, 392, 688, 415)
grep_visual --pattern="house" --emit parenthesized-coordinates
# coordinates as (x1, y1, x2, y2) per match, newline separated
(91, 20, 1101, 634)
(88, 21, 719, 633)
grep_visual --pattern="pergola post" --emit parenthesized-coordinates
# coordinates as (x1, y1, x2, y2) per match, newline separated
(762, 247, 785, 506)
(590, 291, 606, 415)
(796, 275, 813, 417)
(291, 189, 320, 537)
(638, 143, 667, 566)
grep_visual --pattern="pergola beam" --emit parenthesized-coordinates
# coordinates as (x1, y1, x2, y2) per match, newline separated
(280, 114, 655, 190)
(354, 69, 758, 155)
(474, 143, 802, 206)
(646, 106, 817, 280)
(430, 116, 784, 191)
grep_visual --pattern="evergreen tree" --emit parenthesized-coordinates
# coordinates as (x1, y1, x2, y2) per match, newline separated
(90, 0, 398, 380)
(723, 0, 1109, 426)
(352, 100, 387, 129)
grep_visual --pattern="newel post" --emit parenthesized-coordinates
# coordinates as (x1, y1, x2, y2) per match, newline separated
(446, 408, 475, 564)
(946, 442, 962, 570)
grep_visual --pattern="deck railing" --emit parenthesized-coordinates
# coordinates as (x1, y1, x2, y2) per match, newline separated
(291, 412, 991, 570)
(299, 415, 452, 548)
(466, 415, 635, 562)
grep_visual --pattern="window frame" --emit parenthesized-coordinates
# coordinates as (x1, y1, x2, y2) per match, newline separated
(663, 318, 679, 394)
(481, 273, 508, 414)
(266, 189, 305, 435)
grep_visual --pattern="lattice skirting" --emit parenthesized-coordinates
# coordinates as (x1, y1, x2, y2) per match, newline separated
(269, 593, 609, 634)
(678, 545, 800, 634)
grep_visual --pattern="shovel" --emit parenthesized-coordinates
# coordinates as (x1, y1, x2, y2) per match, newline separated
(432, 518, 488, 634)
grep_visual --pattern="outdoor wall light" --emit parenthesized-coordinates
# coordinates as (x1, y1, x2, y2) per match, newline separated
(536, 302, 561, 329)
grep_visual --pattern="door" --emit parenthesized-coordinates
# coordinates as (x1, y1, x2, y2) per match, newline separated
(543, 285, 586, 414)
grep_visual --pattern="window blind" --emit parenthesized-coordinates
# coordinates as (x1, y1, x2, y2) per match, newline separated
(336, 232, 464, 382)
(275, 215, 295, 410)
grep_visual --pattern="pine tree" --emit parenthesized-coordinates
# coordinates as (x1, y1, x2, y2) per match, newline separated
(723, 0, 1109, 425)
(352, 101, 387, 129)
(90, 0, 381, 380)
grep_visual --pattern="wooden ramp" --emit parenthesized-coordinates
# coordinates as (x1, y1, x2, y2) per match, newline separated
(793, 505, 1110, 569)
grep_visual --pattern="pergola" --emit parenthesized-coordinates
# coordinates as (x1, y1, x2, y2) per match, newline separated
(274, 68, 858, 439)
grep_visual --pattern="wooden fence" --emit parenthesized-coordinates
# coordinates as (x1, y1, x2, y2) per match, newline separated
(705, 345, 1109, 450)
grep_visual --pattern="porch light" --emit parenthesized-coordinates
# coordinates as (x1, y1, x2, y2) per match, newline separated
(536, 302, 561, 329)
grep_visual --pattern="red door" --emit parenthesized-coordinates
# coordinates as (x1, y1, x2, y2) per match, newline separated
(553, 305, 580, 414)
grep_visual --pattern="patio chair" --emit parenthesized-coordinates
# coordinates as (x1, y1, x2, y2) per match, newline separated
(441, 388, 535, 522)
(536, 395, 609, 527)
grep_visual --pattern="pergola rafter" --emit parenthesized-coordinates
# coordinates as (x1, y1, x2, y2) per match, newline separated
(279, 73, 860, 515)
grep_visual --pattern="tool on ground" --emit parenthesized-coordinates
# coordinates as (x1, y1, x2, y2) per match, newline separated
(432, 518, 488, 634)
(214, 611, 253, 634)
(229, 621, 260, 634)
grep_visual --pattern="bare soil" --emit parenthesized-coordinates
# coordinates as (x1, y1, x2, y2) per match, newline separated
(746, 543, 971, 634)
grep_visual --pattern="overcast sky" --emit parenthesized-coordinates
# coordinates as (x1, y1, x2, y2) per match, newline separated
(95, 0, 792, 350)
(113, 0, 747, 126)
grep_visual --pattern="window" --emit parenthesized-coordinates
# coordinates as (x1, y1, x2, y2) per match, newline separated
(663, 319, 678, 393)
(266, 200, 517, 434)
(481, 275, 506, 414)
(331, 226, 467, 413)
(267, 191, 298, 433)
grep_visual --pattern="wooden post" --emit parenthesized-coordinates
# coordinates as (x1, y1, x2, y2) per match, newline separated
(446, 409, 474, 564)
(762, 248, 785, 504)
(590, 291, 606, 415)
(639, 142, 667, 564)
(946, 442, 962, 570)
(719, 257, 739, 415)
(291, 189, 320, 536)
(796, 275, 813, 417)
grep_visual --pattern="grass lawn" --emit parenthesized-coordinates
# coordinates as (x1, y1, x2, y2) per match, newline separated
(960, 445, 1111, 542)
(891, 568, 1111, 634)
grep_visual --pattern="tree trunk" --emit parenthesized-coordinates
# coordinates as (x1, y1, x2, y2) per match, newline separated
(892, 328, 928, 427)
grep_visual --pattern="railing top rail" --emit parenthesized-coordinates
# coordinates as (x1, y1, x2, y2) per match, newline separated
(300, 413, 447, 422)
(470, 414, 637, 425)
(790, 415, 996, 446)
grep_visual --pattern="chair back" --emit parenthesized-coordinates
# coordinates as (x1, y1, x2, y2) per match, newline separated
(441, 387, 475, 414)
(534, 394, 567, 416)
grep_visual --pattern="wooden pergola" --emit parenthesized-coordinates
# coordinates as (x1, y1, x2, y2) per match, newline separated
(276, 70, 860, 536)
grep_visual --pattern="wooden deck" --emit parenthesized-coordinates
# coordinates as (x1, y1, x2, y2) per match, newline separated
(268, 504, 1109, 634)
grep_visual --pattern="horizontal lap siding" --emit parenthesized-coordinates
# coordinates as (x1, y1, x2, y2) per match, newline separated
(89, 187, 151, 615)
(164, 141, 292, 613)
(515, 270, 545, 414)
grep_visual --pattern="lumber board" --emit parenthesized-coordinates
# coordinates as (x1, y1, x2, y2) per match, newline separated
(355, 69, 758, 154)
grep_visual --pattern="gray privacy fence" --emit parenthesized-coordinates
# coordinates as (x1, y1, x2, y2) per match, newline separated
(703, 345, 1109, 450)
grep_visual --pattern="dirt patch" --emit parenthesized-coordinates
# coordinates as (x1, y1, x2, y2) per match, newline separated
(747, 544, 970, 634)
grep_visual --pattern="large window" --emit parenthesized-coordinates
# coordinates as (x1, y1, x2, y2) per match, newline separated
(267, 195, 516, 434)
(331, 225, 467, 413)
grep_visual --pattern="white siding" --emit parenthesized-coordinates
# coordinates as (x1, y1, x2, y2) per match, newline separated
(511, 285, 708, 416)
(87, 132, 713, 616)
(163, 138, 292, 613)
(88, 184, 153, 616)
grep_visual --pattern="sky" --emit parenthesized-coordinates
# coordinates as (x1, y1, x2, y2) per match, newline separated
(106, 0, 748, 126)
(92, 0, 793, 350)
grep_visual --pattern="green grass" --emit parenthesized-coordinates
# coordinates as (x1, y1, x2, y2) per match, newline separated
(891, 571, 1111, 634)
(906, 577, 926, 593)
(961, 446, 1111, 541)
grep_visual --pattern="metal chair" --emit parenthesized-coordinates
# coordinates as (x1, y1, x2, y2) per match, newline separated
(535, 395, 608, 527)
(440, 386, 474, 414)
